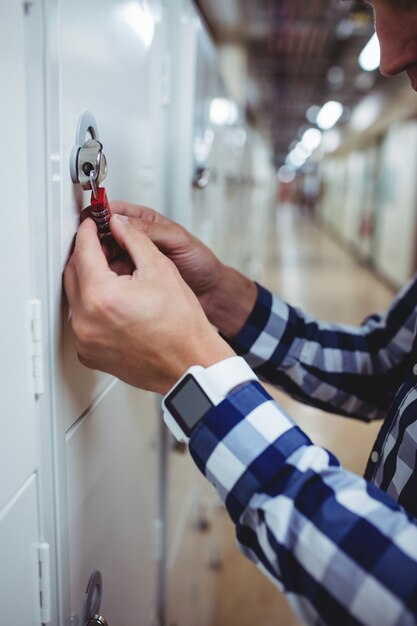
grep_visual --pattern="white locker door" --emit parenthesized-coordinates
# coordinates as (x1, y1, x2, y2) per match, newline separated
(163, 4, 223, 625)
(0, 2, 42, 622)
(0, 0, 37, 516)
(164, 0, 199, 230)
(0, 476, 41, 626)
(41, 0, 168, 623)
(374, 122, 417, 286)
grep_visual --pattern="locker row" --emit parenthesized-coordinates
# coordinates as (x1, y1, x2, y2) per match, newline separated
(319, 89, 417, 288)
(1, 1, 274, 625)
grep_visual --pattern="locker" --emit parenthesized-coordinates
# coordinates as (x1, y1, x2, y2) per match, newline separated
(55, 0, 168, 431)
(373, 121, 417, 286)
(66, 383, 159, 625)
(164, 0, 201, 230)
(25, 0, 170, 622)
(2, 0, 275, 623)
(0, 0, 38, 513)
(0, 475, 40, 626)
(161, 6, 226, 624)
(164, 440, 219, 626)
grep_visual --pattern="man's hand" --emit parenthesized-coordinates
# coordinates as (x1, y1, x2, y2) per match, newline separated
(64, 215, 234, 394)
(110, 201, 258, 338)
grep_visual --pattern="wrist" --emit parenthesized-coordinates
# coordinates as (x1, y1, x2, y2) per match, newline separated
(160, 331, 235, 395)
(200, 265, 257, 338)
(162, 355, 258, 442)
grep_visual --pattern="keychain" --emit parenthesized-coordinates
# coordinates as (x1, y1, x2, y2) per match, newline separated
(89, 169, 112, 237)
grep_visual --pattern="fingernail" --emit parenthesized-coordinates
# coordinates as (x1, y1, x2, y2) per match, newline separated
(113, 214, 130, 224)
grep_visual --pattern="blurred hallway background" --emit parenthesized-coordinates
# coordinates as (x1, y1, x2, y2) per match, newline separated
(211, 201, 394, 626)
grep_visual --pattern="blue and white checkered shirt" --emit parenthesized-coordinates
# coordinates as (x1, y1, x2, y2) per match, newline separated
(189, 276, 417, 626)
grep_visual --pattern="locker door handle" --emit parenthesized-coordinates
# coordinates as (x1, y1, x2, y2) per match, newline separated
(83, 571, 110, 626)
(193, 166, 210, 189)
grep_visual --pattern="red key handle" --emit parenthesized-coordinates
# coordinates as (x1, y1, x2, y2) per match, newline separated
(90, 187, 112, 236)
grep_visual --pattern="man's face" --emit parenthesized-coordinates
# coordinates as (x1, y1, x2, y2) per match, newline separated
(369, 0, 417, 90)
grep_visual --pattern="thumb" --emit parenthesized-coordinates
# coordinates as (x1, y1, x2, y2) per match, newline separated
(110, 214, 161, 268)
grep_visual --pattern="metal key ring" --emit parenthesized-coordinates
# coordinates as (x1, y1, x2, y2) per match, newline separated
(90, 170, 99, 201)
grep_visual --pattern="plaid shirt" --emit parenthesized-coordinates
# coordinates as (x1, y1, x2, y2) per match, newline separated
(189, 277, 417, 625)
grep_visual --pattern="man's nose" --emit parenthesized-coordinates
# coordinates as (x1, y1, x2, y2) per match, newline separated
(377, 21, 417, 77)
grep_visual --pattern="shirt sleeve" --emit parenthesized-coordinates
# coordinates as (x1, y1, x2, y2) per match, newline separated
(189, 382, 417, 626)
(226, 276, 417, 421)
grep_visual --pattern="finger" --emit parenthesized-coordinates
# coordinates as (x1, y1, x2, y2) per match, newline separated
(138, 219, 185, 255)
(73, 218, 112, 284)
(110, 200, 172, 225)
(110, 214, 163, 269)
(63, 257, 80, 312)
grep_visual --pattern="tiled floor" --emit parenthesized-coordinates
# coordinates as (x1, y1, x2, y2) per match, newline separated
(211, 203, 395, 626)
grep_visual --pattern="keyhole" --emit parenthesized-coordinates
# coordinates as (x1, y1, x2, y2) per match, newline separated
(82, 162, 94, 177)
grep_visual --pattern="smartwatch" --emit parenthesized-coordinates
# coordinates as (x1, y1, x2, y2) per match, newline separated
(162, 356, 258, 443)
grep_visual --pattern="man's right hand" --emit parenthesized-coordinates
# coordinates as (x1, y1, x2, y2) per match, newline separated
(110, 201, 258, 339)
(110, 200, 224, 303)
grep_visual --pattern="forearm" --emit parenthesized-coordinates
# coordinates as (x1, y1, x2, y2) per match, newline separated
(200, 264, 258, 339)
(189, 383, 417, 626)
(223, 281, 417, 419)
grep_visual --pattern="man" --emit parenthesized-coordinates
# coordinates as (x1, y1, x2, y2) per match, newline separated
(64, 1, 417, 624)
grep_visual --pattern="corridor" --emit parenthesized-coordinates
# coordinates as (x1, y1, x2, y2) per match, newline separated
(212, 202, 396, 626)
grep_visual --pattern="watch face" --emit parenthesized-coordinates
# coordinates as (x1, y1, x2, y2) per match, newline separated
(165, 374, 213, 437)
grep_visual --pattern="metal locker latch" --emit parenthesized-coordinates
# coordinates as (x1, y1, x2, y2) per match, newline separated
(70, 111, 108, 189)
(82, 571, 109, 626)
(74, 138, 108, 190)
(70, 111, 112, 237)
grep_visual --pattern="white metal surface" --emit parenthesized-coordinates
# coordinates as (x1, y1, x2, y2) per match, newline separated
(66, 383, 159, 625)
(40, 0, 168, 621)
(163, 5, 233, 624)
(164, 0, 200, 228)
(374, 121, 417, 286)
(1, 1, 274, 624)
(0, 475, 40, 626)
(0, 0, 38, 512)
(55, 0, 167, 431)
(51, 0, 166, 626)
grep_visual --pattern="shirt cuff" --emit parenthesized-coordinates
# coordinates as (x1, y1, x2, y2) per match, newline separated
(189, 380, 311, 523)
(225, 283, 292, 369)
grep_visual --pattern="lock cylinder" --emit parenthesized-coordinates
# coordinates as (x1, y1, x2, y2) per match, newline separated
(73, 139, 108, 191)
(70, 113, 111, 237)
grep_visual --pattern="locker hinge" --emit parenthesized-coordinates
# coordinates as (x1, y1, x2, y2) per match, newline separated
(29, 300, 44, 396)
(38, 543, 51, 624)
(161, 53, 171, 107)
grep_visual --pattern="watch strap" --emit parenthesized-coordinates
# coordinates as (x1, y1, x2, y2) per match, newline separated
(162, 356, 258, 443)
(194, 356, 258, 404)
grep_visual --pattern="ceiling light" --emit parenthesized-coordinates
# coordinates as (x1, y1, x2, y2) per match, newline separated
(359, 33, 380, 72)
(286, 151, 306, 169)
(301, 128, 322, 152)
(209, 98, 239, 126)
(316, 101, 344, 130)
(294, 142, 311, 158)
